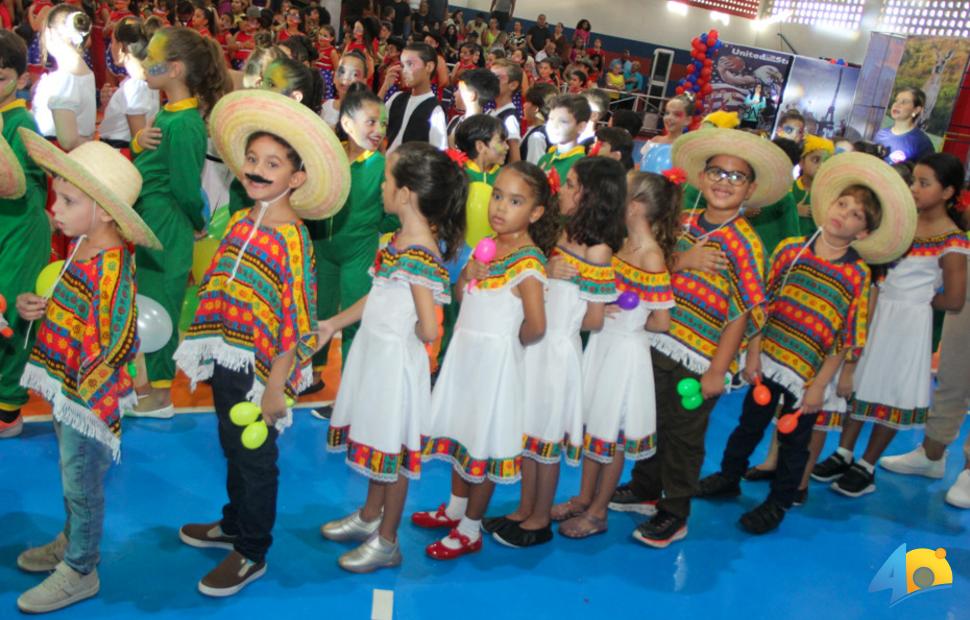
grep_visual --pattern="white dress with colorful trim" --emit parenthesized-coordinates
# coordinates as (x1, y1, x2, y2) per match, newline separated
(423, 246, 547, 484)
(522, 246, 617, 465)
(851, 232, 970, 429)
(582, 257, 675, 463)
(327, 241, 450, 482)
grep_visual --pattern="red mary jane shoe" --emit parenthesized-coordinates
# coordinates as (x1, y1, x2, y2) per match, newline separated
(411, 504, 460, 529)
(425, 529, 482, 560)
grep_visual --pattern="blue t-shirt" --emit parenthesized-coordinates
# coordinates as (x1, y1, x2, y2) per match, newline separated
(874, 126, 934, 164)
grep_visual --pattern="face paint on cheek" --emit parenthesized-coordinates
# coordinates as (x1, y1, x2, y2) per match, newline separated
(1, 79, 17, 98)
(144, 34, 169, 77)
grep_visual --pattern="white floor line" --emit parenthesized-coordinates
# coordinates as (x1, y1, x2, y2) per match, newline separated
(371, 589, 393, 620)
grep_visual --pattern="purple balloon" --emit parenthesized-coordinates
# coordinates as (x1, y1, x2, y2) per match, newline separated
(617, 291, 639, 310)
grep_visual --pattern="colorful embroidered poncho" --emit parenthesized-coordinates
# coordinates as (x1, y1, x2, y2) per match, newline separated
(758, 237, 871, 397)
(650, 211, 767, 373)
(21, 245, 139, 461)
(549, 246, 617, 302)
(174, 211, 317, 404)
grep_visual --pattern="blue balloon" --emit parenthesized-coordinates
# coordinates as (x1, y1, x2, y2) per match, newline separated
(700, 33, 708, 43)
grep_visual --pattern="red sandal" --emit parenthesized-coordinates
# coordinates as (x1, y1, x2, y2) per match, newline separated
(411, 504, 460, 529)
(426, 529, 483, 560)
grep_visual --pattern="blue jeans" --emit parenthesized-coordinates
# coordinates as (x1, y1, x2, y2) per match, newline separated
(55, 420, 112, 575)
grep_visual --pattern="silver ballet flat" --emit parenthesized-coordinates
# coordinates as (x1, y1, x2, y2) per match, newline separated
(338, 534, 402, 573)
(320, 510, 381, 542)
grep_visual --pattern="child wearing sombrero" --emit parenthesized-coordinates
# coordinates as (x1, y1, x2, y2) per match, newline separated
(609, 128, 791, 548)
(696, 152, 917, 532)
(13, 132, 161, 614)
(173, 90, 350, 597)
(0, 29, 49, 439)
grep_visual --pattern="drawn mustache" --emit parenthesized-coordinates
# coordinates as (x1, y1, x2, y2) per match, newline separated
(245, 173, 272, 184)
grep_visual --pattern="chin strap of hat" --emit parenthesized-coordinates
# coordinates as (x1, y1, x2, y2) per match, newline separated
(226, 186, 293, 284)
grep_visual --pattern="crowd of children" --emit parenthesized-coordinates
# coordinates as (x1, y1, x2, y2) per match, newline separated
(0, 3, 969, 615)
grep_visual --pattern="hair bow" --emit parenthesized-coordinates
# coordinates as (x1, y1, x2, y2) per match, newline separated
(661, 167, 687, 186)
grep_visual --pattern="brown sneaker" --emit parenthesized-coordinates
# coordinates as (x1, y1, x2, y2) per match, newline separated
(179, 521, 237, 550)
(198, 551, 266, 597)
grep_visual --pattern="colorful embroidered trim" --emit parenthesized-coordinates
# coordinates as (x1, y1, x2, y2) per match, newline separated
(612, 256, 675, 309)
(476, 245, 547, 291)
(583, 431, 656, 464)
(852, 398, 928, 429)
(372, 240, 451, 304)
(422, 436, 522, 484)
(906, 230, 970, 258)
(549, 246, 617, 302)
(327, 425, 423, 481)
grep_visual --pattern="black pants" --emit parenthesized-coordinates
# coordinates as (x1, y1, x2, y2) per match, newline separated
(491, 10, 510, 30)
(720, 376, 816, 507)
(629, 350, 719, 519)
(212, 364, 280, 564)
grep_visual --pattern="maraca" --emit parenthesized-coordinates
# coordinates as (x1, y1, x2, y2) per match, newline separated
(677, 377, 704, 411)
(467, 237, 497, 290)
(617, 291, 639, 311)
(776, 409, 804, 434)
(230, 398, 296, 449)
(0, 294, 12, 338)
(752, 376, 771, 406)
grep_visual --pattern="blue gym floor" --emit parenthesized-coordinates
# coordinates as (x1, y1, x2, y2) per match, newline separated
(3, 389, 969, 620)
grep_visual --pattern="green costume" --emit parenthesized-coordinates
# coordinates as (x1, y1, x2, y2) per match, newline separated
(227, 177, 253, 217)
(133, 98, 207, 387)
(791, 177, 816, 237)
(438, 161, 501, 367)
(537, 144, 586, 185)
(682, 183, 800, 264)
(306, 150, 394, 372)
(0, 100, 50, 413)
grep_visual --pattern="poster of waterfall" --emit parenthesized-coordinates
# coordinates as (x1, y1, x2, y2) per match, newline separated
(774, 57, 861, 140)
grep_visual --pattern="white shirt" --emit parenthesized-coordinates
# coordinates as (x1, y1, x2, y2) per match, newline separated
(387, 91, 448, 153)
(320, 99, 340, 129)
(97, 77, 159, 141)
(524, 126, 548, 164)
(491, 102, 521, 141)
(33, 70, 97, 140)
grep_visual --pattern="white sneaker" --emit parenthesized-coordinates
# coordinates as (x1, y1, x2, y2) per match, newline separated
(945, 470, 970, 509)
(17, 561, 99, 613)
(878, 445, 946, 479)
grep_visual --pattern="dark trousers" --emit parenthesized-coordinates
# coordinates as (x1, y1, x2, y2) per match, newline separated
(212, 364, 280, 564)
(629, 350, 719, 519)
(491, 10, 510, 30)
(719, 375, 816, 507)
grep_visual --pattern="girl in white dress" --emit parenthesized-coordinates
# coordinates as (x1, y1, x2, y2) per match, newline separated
(420, 162, 555, 561)
(489, 157, 627, 549)
(554, 170, 679, 538)
(98, 17, 160, 150)
(318, 143, 467, 573)
(826, 153, 970, 498)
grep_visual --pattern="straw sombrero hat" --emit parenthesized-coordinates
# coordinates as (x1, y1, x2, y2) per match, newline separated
(208, 90, 350, 220)
(811, 152, 917, 264)
(672, 128, 792, 209)
(0, 116, 26, 200)
(19, 129, 161, 249)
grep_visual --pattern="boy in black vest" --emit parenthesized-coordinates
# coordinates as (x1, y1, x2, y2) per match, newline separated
(448, 68, 500, 146)
(489, 58, 523, 162)
(386, 42, 448, 152)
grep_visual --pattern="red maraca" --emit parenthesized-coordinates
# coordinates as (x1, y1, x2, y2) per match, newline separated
(0, 294, 12, 338)
(752, 376, 771, 406)
(776, 409, 804, 434)
(468, 237, 497, 290)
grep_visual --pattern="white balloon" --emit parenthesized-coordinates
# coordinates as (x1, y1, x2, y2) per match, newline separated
(136, 294, 173, 354)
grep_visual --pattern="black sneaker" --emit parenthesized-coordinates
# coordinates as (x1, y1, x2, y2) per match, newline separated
(811, 452, 853, 482)
(492, 523, 553, 548)
(481, 515, 520, 534)
(632, 511, 687, 549)
(608, 482, 659, 515)
(832, 463, 876, 497)
(739, 500, 786, 534)
(300, 379, 325, 396)
(697, 472, 741, 499)
(310, 405, 333, 420)
(792, 487, 808, 507)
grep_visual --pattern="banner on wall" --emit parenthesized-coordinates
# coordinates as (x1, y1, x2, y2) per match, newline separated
(846, 32, 907, 142)
(774, 57, 860, 140)
(706, 43, 793, 132)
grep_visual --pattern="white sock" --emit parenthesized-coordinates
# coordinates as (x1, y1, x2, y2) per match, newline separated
(857, 459, 875, 474)
(444, 494, 467, 520)
(442, 517, 481, 549)
(836, 447, 854, 462)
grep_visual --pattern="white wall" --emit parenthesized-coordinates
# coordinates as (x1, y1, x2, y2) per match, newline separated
(452, 0, 886, 65)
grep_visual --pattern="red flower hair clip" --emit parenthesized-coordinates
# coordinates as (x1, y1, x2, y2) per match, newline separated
(588, 140, 603, 157)
(956, 190, 970, 213)
(445, 148, 469, 167)
(546, 168, 561, 196)
(662, 167, 688, 186)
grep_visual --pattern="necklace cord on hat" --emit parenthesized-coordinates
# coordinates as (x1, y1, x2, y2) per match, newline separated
(226, 188, 291, 284)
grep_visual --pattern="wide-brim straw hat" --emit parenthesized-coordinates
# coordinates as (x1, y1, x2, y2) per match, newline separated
(0, 115, 26, 199)
(208, 90, 350, 220)
(19, 129, 161, 249)
(672, 128, 793, 209)
(811, 152, 917, 264)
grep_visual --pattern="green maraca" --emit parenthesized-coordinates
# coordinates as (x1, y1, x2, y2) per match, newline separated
(677, 378, 704, 411)
(231, 398, 297, 449)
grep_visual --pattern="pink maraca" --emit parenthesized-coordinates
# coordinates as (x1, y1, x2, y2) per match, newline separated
(468, 238, 497, 290)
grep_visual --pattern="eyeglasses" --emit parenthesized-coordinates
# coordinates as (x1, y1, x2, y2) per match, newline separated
(704, 166, 750, 187)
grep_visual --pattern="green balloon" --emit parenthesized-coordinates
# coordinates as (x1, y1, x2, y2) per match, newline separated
(241, 420, 268, 450)
(677, 378, 701, 397)
(230, 402, 261, 427)
(208, 206, 231, 240)
(682, 393, 704, 411)
(127, 362, 137, 378)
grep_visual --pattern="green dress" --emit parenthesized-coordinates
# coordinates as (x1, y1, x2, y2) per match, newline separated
(0, 100, 50, 413)
(133, 98, 207, 387)
(791, 177, 816, 237)
(306, 150, 395, 372)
